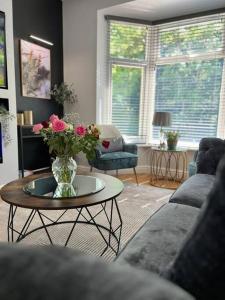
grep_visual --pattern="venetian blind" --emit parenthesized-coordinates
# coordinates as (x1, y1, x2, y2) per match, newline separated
(106, 14, 225, 145)
(152, 14, 225, 145)
(107, 20, 151, 142)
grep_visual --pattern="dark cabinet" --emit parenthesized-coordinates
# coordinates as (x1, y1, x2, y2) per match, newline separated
(17, 125, 51, 177)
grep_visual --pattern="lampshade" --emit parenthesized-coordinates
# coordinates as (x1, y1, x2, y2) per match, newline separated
(152, 112, 171, 127)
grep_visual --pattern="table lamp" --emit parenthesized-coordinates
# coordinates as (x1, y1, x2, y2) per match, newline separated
(152, 112, 171, 148)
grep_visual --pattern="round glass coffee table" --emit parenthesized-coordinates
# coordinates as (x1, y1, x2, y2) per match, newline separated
(0, 172, 124, 256)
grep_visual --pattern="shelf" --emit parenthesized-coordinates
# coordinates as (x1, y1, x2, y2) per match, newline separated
(22, 135, 42, 139)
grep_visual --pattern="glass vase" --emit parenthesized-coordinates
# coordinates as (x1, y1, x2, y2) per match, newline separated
(52, 156, 77, 185)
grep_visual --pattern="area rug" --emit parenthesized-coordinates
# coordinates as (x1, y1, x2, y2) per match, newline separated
(0, 179, 172, 261)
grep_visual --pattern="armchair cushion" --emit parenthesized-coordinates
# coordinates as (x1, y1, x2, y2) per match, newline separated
(91, 151, 138, 170)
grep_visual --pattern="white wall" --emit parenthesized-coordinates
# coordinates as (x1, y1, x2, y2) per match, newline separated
(63, 0, 132, 124)
(0, 0, 18, 185)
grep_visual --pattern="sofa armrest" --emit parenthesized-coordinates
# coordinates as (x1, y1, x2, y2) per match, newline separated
(0, 244, 194, 300)
(196, 138, 225, 175)
(123, 143, 138, 155)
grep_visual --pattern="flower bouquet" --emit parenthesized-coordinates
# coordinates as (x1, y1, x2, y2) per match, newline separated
(33, 114, 100, 185)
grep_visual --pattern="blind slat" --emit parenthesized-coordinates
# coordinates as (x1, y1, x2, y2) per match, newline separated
(107, 14, 225, 144)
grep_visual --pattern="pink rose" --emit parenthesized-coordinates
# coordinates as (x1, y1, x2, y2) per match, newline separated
(75, 125, 86, 136)
(52, 119, 67, 132)
(49, 114, 59, 123)
(33, 123, 43, 134)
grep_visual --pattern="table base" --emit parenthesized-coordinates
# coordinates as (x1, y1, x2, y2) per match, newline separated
(7, 198, 122, 257)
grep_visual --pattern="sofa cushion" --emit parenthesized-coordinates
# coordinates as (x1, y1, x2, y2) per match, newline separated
(169, 174, 215, 208)
(116, 203, 199, 274)
(0, 243, 194, 300)
(165, 155, 225, 300)
(196, 137, 225, 175)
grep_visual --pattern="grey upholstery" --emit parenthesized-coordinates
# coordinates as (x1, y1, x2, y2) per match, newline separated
(116, 203, 199, 274)
(165, 155, 225, 300)
(169, 174, 215, 208)
(0, 244, 193, 300)
(196, 138, 225, 175)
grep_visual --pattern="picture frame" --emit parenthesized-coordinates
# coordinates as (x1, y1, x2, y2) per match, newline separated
(20, 39, 51, 99)
(0, 123, 2, 163)
(0, 11, 8, 89)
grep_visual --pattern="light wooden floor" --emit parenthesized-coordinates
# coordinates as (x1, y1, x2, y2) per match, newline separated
(117, 173, 181, 190)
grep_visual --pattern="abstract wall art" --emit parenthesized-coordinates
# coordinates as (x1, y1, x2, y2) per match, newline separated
(0, 11, 7, 89)
(20, 39, 51, 99)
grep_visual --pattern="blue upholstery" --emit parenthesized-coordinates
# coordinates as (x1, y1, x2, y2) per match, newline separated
(188, 162, 197, 177)
(188, 151, 198, 177)
(89, 126, 138, 173)
(90, 151, 138, 171)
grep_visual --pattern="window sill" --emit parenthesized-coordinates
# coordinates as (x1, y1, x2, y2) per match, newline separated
(137, 143, 198, 151)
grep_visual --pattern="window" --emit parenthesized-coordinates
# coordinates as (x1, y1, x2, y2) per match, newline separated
(108, 21, 149, 138)
(102, 14, 225, 146)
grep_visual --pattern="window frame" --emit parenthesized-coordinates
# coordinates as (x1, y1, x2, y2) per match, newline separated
(102, 14, 225, 146)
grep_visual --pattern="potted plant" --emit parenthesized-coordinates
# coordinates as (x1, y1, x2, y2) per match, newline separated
(50, 83, 78, 107)
(165, 130, 180, 151)
(0, 106, 14, 146)
(33, 114, 103, 186)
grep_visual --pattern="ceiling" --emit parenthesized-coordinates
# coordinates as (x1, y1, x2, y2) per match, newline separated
(102, 0, 225, 21)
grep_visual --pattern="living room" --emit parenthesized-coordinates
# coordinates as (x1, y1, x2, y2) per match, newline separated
(0, 0, 225, 299)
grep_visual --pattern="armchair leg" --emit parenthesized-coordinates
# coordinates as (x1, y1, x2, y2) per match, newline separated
(133, 167, 138, 185)
(116, 170, 118, 177)
(104, 170, 107, 174)
(90, 166, 93, 172)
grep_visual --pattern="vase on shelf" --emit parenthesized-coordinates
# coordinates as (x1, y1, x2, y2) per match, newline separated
(52, 156, 77, 185)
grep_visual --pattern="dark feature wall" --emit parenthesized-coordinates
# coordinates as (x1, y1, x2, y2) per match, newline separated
(13, 0, 63, 123)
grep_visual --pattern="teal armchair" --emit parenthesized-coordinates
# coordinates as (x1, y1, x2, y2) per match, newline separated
(89, 125, 138, 184)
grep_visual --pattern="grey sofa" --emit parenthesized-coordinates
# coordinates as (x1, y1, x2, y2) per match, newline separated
(169, 138, 225, 208)
(117, 138, 224, 273)
(1, 137, 225, 300)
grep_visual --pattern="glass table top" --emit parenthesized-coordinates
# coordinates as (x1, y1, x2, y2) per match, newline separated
(23, 175, 105, 199)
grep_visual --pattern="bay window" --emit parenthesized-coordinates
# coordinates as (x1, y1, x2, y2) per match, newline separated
(102, 14, 225, 146)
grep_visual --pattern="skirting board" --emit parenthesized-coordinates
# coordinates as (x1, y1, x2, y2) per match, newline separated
(78, 165, 188, 177)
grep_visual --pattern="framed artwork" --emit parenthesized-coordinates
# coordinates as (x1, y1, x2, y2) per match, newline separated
(0, 123, 2, 163)
(0, 11, 8, 89)
(20, 39, 51, 99)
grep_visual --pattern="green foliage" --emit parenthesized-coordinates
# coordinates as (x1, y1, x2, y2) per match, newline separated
(41, 128, 98, 161)
(155, 59, 223, 141)
(0, 106, 14, 120)
(112, 65, 141, 135)
(165, 130, 180, 142)
(110, 22, 147, 60)
(160, 21, 223, 57)
(50, 83, 78, 106)
(109, 20, 224, 141)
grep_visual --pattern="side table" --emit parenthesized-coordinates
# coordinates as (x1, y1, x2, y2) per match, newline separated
(150, 148, 187, 189)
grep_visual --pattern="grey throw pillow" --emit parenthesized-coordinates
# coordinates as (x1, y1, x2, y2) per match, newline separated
(99, 137, 124, 153)
(165, 154, 225, 300)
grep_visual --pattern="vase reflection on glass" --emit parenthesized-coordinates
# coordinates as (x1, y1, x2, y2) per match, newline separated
(53, 183, 76, 198)
(52, 156, 77, 185)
